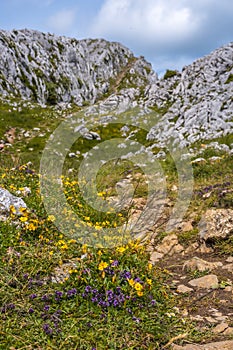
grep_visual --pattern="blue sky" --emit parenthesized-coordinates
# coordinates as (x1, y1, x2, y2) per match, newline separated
(1, 0, 233, 74)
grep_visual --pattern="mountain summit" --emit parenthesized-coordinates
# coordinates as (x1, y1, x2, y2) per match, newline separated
(0, 29, 155, 105)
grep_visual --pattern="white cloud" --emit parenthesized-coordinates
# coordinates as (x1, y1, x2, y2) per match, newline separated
(47, 9, 76, 32)
(91, 0, 201, 46)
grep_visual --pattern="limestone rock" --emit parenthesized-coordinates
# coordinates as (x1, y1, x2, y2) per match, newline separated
(183, 257, 223, 272)
(199, 209, 233, 241)
(145, 43, 233, 148)
(180, 221, 194, 232)
(150, 251, 164, 263)
(0, 29, 155, 106)
(188, 274, 219, 289)
(177, 285, 193, 294)
(0, 187, 27, 216)
(172, 341, 233, 349)
(155, 234, 181, 255)
(212, 322, 229, 334)
(223, 327, 233, 335)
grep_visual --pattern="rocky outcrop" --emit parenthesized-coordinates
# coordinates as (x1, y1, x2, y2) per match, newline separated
(0, 29, 232, 147)
(88, 42, 233, 147)
(145, 43, 233, 147)
(0, 29, 155, 105)
(0, 187, 27, 217)
(199, 209, 233, 242)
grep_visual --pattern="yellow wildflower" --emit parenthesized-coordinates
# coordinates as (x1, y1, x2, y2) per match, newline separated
(47, 215, 56, 222)
(112, 275, 116, 283)
(98, 261, 108, 271)
(26, 222, 37, 231)
(137, 291, 143, 297)
(19, 207, 27, 214)
(61, 244, 68, 250)
(134, 282, 143, 291)
(9, 205, 16, 214)
(82, 244, 87, 253)
(148, 263, 153, 270)
(146, 278, 152, 286)
(128, 279, 135, 287)
(20, 216, 28, 222)
(116, 246, 126, 254)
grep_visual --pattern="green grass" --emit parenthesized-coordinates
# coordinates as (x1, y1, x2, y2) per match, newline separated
(0, 164, 190, 349)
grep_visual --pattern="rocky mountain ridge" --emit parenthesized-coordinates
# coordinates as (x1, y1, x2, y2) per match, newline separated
(94, 42, 233, 147)
(0, 29, 155, 105)
(144, 42, 233, 147)
(0, 29, 232, 147)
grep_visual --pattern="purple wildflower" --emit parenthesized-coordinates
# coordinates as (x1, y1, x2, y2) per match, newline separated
(134, 277, 143, 283)
(43, 323, 53, 335)
(29, 293, 37, 300)
(120, 270, 132, 280)
(85, 285, 92, 293)
(132, 316, 141, 323)
(104, 267, 114, 275)
(54, 291, 63, 301)
(41, 294, 50, 302)
(66, 288, 77, 298)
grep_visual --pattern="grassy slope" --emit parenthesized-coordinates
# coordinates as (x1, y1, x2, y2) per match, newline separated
(0, 100, 232, 349)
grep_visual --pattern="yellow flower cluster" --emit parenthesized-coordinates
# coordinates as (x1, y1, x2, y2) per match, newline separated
(127, 279, 144, 296)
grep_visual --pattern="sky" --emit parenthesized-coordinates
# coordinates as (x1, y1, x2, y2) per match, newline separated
(0, 0, 233, 75)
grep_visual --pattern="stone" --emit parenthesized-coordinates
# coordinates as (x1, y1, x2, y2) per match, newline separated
(169, 244, 184, 256)
(172, 341, 233, 349)
(212, 322, 229, 333)
(196, 243, 214, 254)
(222, 264, 233, 273)
(188, 274, 219, 289)
(150, 251, 164, 263)
(226, 257, 233, 263)
(204, 317, 218, 324)
(191, 157, 207, 164)
(177, 285, 193, 294)
(184, 242, 199, 254)
(199, 209, 233, 241)
(223, 327, 233, 335)
(215, 316, 229, 322)
(190, 315, 205, 322)
(180, 221, 194, 232)
(183, 257, 223, 272)
(83, 131, 101, 140)
(155, 234, 180, 255)
(0, 187, 27, 216)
